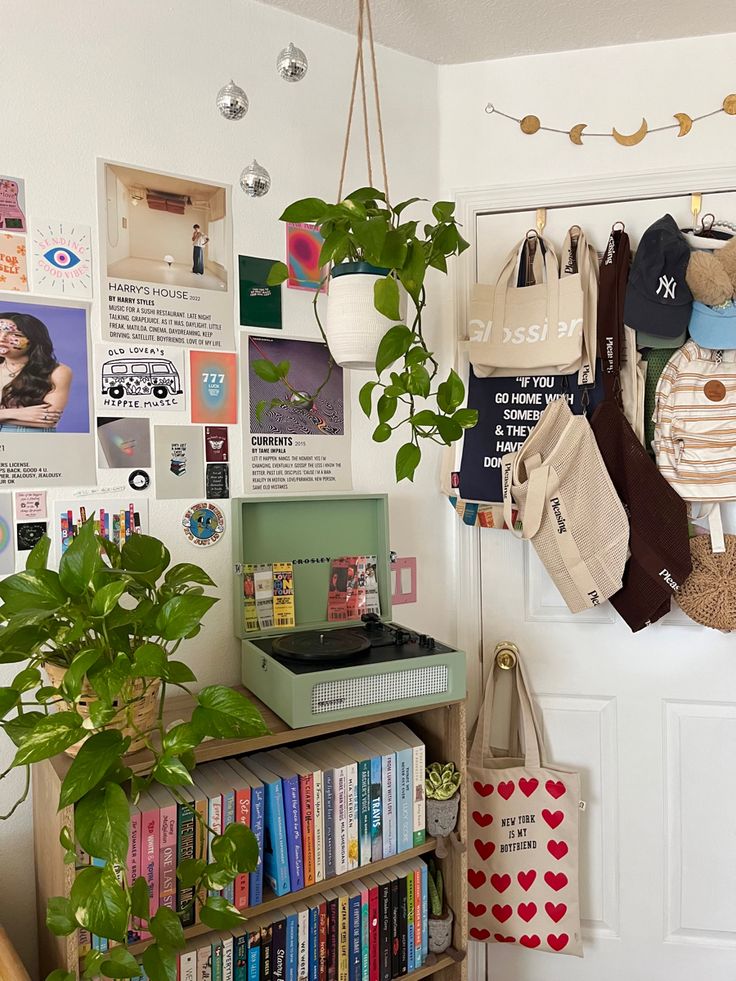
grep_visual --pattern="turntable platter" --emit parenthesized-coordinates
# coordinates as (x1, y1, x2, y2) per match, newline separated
(272, 629, 371, 662)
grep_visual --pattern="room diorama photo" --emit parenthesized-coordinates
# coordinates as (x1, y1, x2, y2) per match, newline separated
(1, 2, 736, 980)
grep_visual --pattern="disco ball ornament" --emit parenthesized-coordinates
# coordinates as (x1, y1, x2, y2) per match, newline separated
(240, 159, 271, 197)
(277, 42, 308, 82)
(216, 80, 249, 120)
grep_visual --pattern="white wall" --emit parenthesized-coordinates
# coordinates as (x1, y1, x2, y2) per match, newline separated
(0, 1, 444, 971)
(105, 171, 130, 264)
(128, 202, 210, 266)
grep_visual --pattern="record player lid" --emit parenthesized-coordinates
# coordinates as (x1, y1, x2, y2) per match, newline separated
(272, 628, 371, 662)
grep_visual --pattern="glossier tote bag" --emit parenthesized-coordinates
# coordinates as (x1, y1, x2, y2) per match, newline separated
(467, 650, 583, 957)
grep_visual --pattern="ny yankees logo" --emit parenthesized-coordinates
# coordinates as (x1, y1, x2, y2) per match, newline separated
(656, 275, 676, 299)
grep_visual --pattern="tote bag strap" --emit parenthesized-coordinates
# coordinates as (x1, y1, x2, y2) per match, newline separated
(597, 227, 631, 403)
(491, 235, 560, 347)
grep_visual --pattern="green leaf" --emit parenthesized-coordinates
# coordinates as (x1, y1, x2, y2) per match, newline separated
(437, 369, 465, 414)
(132, 642, 167, 679)
(153, 754, 193, 787)
(428, 251, 448, 274)
(318, 229, 349, 267)
(3, 710, 42, 746)
(121, 534, 170, 584)
(436, 417, 463, 445)
(398, 240, 427, 303)
(432, 201, 456, 222)
(58, 518, 101, 596)
(60, 730, 126, 808)
(141, 944, 177, 981)
(405, 346, 431, 367)
(75, 782, 130, 863)
(100, 947, 142, 979)
(376, 395, 397, 424)
(81, 951, 105, 980)
(36, 686, 60, 703)
(70, 864, 130, 943)
(0, 687, 20, 719)
(149, 904, 185, 948)
(375, 325, 413, 375)
(379, 229, 408, 269)
(199, 895, 245, 931)
(372, 423, 392, 443)
(130, 874, 151, 922)
(213, 822, 259, 874)
(358, 381, 379, 418)
(0, 569, 67, 613)
(346, 186, 386, 204)
(280, 197, 328, 223)
(87, 700, 118, 728)
(353, 217, 388, 263)
(407, 365, 431, 398)
(165, 661, 197, 684)
(395, 443, 422, 482)
(162, 722, 199, 756)
(47, 972, 76, 981)
(255, 399, 267, 423)
(12, 711, 83, 765)
(374, 276, 401, 322)
(164, 563, 215, 590)
(252, 359, 282, 383)
(410, 410, 441, 429)
(156, 594, 218, 641)
(265, 260, 289, 286)
(86, 654, 131, 705)
(91, 581, 127, 618)
(393, 196, 425, 217)
(61, 648, 103, 701)
(453, 408, 479, 429)
(176, 857, 207, 888)
(46, 895, 77, 936)
(25, 534, 51, 571)
(191, 685, 269, 740)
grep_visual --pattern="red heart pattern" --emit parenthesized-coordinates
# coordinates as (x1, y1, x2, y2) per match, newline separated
(542, 809, 564, 830)
(490, 873, 511, 893)
(473, 781, 494, 797)
(547, 933, 569, 952)
(517, 870, 537, 891)
(494, 934, 515, 943)
(545, 902, 567, 923)
(468, 869, 486, 889)
(518, 902, 537, 923)
(474, 839, 495, 860)
(469, 927, 490, 941)
(468, 902, 487, 917)
(544, 871, 568, 891)
(472, 811, 493, 828)
(497, 780, 515, 800)
(491, 904, 513, 923)
(518, 777, 538, 797)
(519, 935, 541, 948)
(547, 839, 569, 861)
(546, 779, 566, 799)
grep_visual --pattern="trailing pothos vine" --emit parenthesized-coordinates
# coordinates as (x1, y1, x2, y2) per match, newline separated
(0, 520, 268, 981)
(261, 187, 478, 482)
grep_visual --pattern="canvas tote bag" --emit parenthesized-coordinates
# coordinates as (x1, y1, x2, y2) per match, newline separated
(468, 229, 597, 383)
(502, 397, 629, 613)
(467, 650, 583, 957)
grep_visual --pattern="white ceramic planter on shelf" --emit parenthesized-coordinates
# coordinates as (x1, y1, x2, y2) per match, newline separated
(324, 262, 402, 370)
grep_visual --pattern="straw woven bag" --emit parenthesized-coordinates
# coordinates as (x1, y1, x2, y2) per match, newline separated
(676, 534, 736, 631)
(502, 398, 629, 614)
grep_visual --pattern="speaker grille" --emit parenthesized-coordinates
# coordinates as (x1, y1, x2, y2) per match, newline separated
(311, 665, 449, 714)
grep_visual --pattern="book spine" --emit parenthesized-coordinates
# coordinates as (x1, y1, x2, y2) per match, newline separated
(398, 875, 408, 977)
(262, 922, 273, 981)
(368, 885, 379, 981)
(297, 908, 309, 981)
(235, 931, 249, 981)
(234, 786, 252, 909)
(300, 773, 315, 888)
(390, 878, 400, 980)
(77, 928, 91, 956)
(286, 911, 298, 981)
(348, 895, 361, 981)
(334, 766, 348, 875)
(318, 900, 328, 981)
(264, 781, 291, 896)
(420, 865, 428, 963)
(308, 904, 319, 981)
(126, 808, 141, 943)
(327, 896, 338, 981)
(199, 943, 214, 980)
(207, 791, 224, 899)
(195, 793, 208, 921)
(222, 936, 234, 981)
(250, 785, 265, 904)
(312, 770, 324, 883)
(213, 939, 224, 981)
(283, 775, 305, 891)
(338, 892, 349, 981)
(272, 919, 286, 981)
(406, 872, 414, 974)
(345, 764, 359, 871)
(222, 789, 236, 904)
(381, 755, 396, 859)
(177, 800, 197, 927)
(180, 952, 197, 981)
(356, 761, 371, 867)
(359, 887, 369, 981)
(395, 750, 412, 854)
(140, 806, 159, 941)
(159, 801, 177, 912)
(323, 769, 336, 880)
(378, 880, 391, 981)
(248, 927, 262, 981)
(413, 869, 422, 968)
(369, 758, 383, 863)
(409, 743, 425, 847)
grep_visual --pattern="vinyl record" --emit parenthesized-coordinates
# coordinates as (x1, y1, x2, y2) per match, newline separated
(272, 629, 370, 662)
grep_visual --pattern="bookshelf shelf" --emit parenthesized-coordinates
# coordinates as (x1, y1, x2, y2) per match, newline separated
(33, 689, 468, 981)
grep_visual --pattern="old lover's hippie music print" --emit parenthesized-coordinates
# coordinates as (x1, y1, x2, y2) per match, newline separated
(467, 776, 574, 953)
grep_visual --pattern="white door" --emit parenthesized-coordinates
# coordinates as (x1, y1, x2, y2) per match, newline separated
(460, 175, 736, 981)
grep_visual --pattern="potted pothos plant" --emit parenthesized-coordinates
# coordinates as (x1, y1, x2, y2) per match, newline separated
(261, 188, 478, 482)
(0, 519, 268, 981)
(426, 859, 453, 954)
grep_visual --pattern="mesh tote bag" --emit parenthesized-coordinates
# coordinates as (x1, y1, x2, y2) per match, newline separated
(467, 648, 583, 957)
(502, 397, 629, 613)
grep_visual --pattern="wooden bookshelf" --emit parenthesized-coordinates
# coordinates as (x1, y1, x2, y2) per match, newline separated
(33, 690, 468, 981)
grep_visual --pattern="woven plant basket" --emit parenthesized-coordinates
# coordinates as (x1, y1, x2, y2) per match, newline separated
(676, 534, 736, 631)
(324, 262, 402, 370)
(44, 663, 160, 757)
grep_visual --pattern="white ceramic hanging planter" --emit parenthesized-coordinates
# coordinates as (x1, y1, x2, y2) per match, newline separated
(323, 262, 404, 370)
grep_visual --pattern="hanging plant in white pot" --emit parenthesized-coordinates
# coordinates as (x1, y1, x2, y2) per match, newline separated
(324, 258, 399, 370)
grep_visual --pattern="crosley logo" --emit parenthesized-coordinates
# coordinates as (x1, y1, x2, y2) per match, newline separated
(659, 568, 679, 591)
(656, 275, 676, 300)
(549, 496, 567, 534)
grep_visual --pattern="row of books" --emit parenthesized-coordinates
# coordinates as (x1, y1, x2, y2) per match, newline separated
(79, 723, 426, 953)
(134, 857, 431, 981)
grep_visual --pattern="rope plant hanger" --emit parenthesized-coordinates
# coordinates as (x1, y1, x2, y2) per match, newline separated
(263, 0, 475, 483)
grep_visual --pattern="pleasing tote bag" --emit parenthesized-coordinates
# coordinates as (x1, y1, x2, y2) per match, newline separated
(467, 652, 583, 957)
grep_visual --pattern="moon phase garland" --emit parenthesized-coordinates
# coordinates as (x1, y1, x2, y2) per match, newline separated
(486, 94, 736, 146)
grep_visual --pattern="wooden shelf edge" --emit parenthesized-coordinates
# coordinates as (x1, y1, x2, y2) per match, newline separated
(123, 839, 439, 958)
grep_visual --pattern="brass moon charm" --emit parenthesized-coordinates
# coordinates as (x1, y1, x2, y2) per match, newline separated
(520, 115, 541, 135)
(611, 118, 649, 146)
(674, 112, 693, 137)
(723, 94, 736, 115)
(569, 123, 588, 145)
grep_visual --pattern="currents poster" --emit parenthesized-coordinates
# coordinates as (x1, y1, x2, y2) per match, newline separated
(242, 336, 352, 493)
(97, 160, 234, 349)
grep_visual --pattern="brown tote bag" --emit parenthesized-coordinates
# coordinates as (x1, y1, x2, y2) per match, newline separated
(467, 650, 583, 957)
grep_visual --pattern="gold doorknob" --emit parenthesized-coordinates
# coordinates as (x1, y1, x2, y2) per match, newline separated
(494, 641, 518, 670)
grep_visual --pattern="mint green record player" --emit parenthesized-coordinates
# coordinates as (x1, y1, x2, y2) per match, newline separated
(231, 493, 466, 728)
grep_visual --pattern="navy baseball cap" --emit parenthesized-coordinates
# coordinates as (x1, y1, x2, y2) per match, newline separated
(624, 214, 693, 340)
